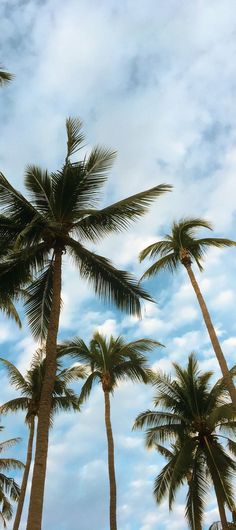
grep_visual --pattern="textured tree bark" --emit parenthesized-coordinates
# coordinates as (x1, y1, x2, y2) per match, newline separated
(104, 390, 117, 530)
(185, 264, 236, 409)
(13, 417, 35, 530)
(26, 251, 62, 530)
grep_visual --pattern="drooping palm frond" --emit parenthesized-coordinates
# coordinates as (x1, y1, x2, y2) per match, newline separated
(0, 359, 29, 394)
(24, 259, 55, 340)
(185, 448, 208, 530)
(68, 237, 153, 316)
(79, 371, 102, 404)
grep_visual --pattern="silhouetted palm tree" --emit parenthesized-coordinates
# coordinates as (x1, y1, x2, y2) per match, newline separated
(60, 332, 162, 530)
(134, 355, 236, 530)
(0, 350, 85, 530)
(140, 218, 236, 407)
(0, 117, 170, 529)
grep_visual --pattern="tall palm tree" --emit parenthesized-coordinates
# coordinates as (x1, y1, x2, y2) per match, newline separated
(0, 117, 171, 529)
(0, 67, 13, 86)
(0, 349, 86, 530)
(0, 427, 24, 528)
(60, 332, 163, 530)
(139, 218, 236, 407)
(134, 354, 236, 530)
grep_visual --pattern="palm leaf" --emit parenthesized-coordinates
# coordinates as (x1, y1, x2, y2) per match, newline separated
(0, 68, 13, 86)
(24, 165, 55, 218)
(25, 259, 55, 340)
(76, 184, 172, 241)
(68, 237, 153, 316)
(0, 359, 29, 393)
(140, 253, 178, 280)
(65, 117, 85, 160)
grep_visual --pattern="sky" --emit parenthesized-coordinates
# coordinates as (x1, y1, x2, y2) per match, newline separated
(1, 0, 236, 529)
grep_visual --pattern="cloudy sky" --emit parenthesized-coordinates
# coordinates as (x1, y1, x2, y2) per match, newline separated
(1, 0, 236, 529)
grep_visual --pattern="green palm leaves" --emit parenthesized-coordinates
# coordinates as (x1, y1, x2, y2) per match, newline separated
(0, 428, 23, 528)
(0, 67, 13, 87)
(134, 355, 236, 530)
(140, 218, 235, 278)
(0, 117, 171, 341)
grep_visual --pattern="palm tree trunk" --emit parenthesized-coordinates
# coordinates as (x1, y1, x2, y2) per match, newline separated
(184, 264, 236, 409)
(13, 417, 35, 530)
(104, 390, 117, 530)
(26, 250, 62, 530)
(214, 487, 229, 530)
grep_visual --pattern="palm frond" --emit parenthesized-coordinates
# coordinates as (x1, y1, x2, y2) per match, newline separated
(139, 240, 173, 262)
(79, 371, 101, 404)
(0, 68, 13, 86)
(140, 253, 178, 280)
(24, 165, 55, 217)
(0, 359, 29, 393)
(0, 296, 21, 327)
(65, 117, 85, 160)
(0, 398, 30, 416)
(76, 184, 172, 241)
(24, 259, 55, 340)
(0, 459, 24, 472)
(185, 448, 208, 530)
(68, 237, 153, 316)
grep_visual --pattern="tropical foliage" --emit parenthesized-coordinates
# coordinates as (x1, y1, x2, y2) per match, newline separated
(0, 117, 170, 529)
(134, 355, 236, 530)
(0, 67, 13, 86)
(0, 428, 23, 528)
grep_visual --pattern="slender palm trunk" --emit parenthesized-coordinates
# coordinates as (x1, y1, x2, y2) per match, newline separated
(214, 487, 229, 530)
(13, 417, 35, 530)
(26, 250, 62, 530)
(104, 390, 117, 530)
(184, 264, 236, 409)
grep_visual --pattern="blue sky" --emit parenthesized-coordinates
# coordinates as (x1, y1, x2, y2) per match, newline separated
(1, 0, 236, 529)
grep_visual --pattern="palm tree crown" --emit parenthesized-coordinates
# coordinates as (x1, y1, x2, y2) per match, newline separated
(60, 332, 162, 399)
(140, 218, 235, 278)
(0, 349, 85, 423)
(134, 355, 236, 530)
(0, 117, 171, 338)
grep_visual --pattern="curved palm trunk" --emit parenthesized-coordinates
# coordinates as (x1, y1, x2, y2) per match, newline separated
(104, 390, 117, 530)
(13, 417, 35, 530)
(26, 251, 62, 530)
(184, 264, 236, 409)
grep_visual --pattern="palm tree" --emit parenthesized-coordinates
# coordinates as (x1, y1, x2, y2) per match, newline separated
(0, 349, 86, 530)
(134, 354, 236, 530)
(140, 218, 236, 407)
(0, 117, 171, 529)
(0, 67, 13, 86)
(60, 331, 163, 530)
(0, 427, 24, 528)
